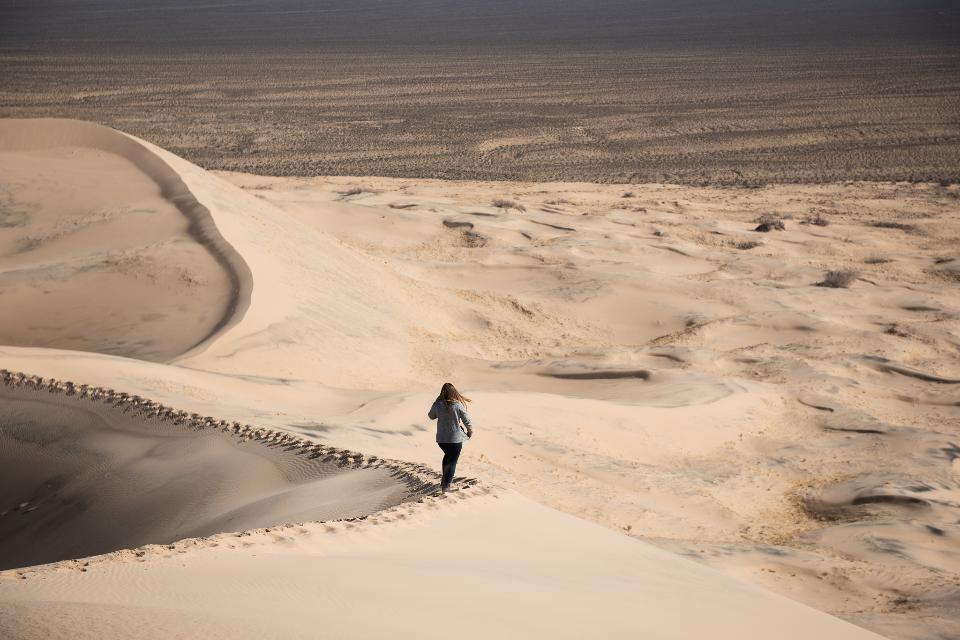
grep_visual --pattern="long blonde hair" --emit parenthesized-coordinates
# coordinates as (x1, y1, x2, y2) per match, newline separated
(438, 382, 470, 406)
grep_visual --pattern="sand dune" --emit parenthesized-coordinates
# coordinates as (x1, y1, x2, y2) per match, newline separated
(0, 373, 433, 571)
(0, 119, 251, 361)
(1, 118, 957, 639)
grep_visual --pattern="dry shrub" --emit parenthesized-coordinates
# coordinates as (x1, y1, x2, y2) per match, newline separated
(864, 256, 893, 264)
(754, 215, 785, 232)
(735, 240, 762, 250)
(816, 270, 858, 288)
(884, 324, 909, 337)
(802, 213, 830, 226)
(460, 231, 488, 248)
(493, 198, 526, 212)
(340, 187, 364, 196)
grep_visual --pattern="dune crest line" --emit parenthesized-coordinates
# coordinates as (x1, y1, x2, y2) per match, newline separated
(0, 118, 253, 359)
(0, 368, 483, 570)
(0, 368, 446, 482)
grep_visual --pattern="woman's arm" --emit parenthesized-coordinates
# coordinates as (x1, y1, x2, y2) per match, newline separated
(428, 404, 437, 420)
(457, 403, 473, 437)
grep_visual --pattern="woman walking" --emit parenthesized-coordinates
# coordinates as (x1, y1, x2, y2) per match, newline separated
(428, 382, 473, 492)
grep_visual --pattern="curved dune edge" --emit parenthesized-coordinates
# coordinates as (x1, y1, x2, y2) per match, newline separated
(0, 369, 477, 570)
(0, 118, 253, 360)
(2, 481, 493, 581)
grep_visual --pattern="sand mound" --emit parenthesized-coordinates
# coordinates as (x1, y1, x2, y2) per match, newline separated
(0, 118, 251, 361)
(0, 371, 435, 571)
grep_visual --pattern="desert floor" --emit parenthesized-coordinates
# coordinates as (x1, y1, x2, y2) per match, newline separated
(2, 47, 958, 185)
(0, 119, 958, 639)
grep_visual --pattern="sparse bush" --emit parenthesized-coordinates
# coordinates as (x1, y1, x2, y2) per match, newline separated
(868, 221, 916, 233)
(754, 215, 785, 232)
(340, 187, 364, 196)
(884, 324, 908, 337)
(816, 270, 858, 288)
(864, 256, 893, 264)
(460, 231, 487, 248)
(652, 229, 666, 237)
(492, 198, 526, 212)
(802, 213, 829, 226)
(735, 240, 762, 250)
(621, 192, 635, 198)
(939, 179, 952, 187)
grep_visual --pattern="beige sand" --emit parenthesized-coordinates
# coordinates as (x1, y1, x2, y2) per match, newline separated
(1, 118, 957, 639)
(0, 119, 251, 362)
(0, 380, 432, 571)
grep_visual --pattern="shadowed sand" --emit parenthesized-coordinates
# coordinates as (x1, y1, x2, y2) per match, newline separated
(0, 119, 251, 361)
(0, 373, 434, 571)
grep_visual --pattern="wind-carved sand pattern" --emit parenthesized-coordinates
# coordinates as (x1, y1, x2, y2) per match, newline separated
(0, 119, 252, 361)
(0, 369, 464, 571)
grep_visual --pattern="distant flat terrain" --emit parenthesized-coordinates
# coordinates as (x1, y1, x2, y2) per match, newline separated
(3, 48, 958, 184)
(2, 1, 959, 184)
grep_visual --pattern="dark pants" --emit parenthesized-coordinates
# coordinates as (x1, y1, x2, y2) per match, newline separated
(437, 442, 462, 488)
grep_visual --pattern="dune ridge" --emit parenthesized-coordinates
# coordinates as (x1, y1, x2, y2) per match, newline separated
(0, 119, 252, 359)
(0, 368, 447, 571)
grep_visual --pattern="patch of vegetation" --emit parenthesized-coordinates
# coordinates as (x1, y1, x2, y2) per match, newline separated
(339, 187, 364, 196)
(754, 215, 785, 232)
(492, 198, 526, 212)
(735, 240, 762, 250)
(460, 231, 488, 248)
(802, 213, 830, 226)
(884, 324, 909, 337)
(816, 270, 858, 288)
(864, 256, 893, 264)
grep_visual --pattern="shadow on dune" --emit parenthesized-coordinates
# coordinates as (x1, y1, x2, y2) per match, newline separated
(0, 373, 437, 570)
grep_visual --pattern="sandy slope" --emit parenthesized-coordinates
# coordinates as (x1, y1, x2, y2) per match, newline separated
(0, 380, 431, 571)
(0, 118, 956, 639)
(0, 119, 250, 361)
(0, 491, 882, 640)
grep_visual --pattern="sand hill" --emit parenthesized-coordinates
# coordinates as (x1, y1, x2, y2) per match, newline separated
(1, 118, 957, 639)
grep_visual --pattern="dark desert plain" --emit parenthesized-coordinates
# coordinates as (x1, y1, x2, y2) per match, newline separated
(2, 3, 960, 640)
(1, 0, 959, 183)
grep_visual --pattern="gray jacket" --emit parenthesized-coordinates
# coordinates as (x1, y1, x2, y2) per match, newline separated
(429, 399, 473, 443)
